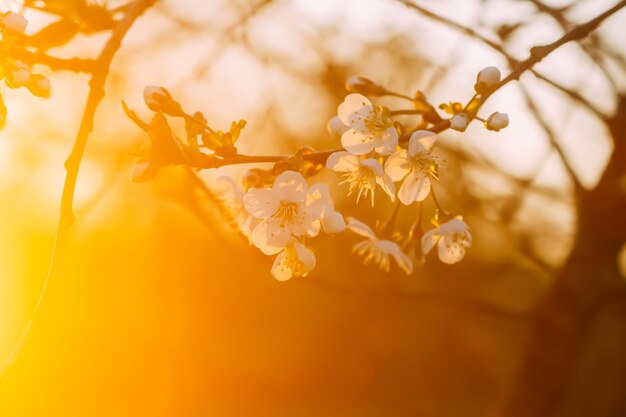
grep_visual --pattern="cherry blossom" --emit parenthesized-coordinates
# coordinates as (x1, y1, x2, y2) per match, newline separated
(243, 171, 331, 255)
(422, 217, 472, 264)
(219, 175, 259, 243)
(306, 183, 346, 234)
(337, 93, 398, 155)
(326, 151, 395, 205)
(271, 242, 316, 281)
(347, 217, 413, 274)
(385, 130, 439, 205)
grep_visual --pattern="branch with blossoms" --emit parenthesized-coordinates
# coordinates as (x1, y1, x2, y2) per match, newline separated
(0, 0, 622, 380)
(121, 0, 625, 281)
(122, 1, 625, 280)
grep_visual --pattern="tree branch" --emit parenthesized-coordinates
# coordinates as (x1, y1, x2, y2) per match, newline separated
(181, 1, 625, 172)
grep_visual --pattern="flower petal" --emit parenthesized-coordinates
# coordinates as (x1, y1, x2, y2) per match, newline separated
(337, 93, 371, 125)
(438, 236, 467, 264)
(421, 228, 440, 255)
(341, 129, 375, 155)
(271, 249, 292, 281)
(384, 149, 410, 181)
(373, 127, 398, 155)
(293, 242, 317, 274)
(408, 130, 436, 156)
(376, 173, 396, 202)
(398, 173, 430, 205)
(346, 217, 376, 239)
(377, 240, 414, 275)
(251, 218, 289, 255)
(300, 210, 322, 237)
(322, 210, 346, 234)
(326, 151, 360, 173)
(271, 242, 316, 281)
(273, 170, 307, 203)
(306, 182, 333, 217)
(243, 188, 279, 219)
(359, 158, 384, 177)
(327, 115, 350, 137)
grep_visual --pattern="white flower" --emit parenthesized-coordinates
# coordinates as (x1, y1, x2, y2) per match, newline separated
(0, 12, 27, 34)
(326, 115, 350, 138)
(219, 175, 259, 243)
(485, 112, 509, 131)
(347, 218, 413, 274)
(338, 93, 398, 155)
(272, 242, 316, 281)
(326, 151, 395, 205)
(385, 130, 439, 205)
(450, 113, 469, 132)
(243, 171, 327, 255)
(422, 217, 472, 264)
(476, 66, 501, 91)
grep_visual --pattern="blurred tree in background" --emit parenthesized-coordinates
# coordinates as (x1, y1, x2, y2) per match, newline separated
(0, 0, 625, 416)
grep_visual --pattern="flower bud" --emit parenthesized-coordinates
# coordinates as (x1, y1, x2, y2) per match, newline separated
(326, 115, 349, 138)
(474, 66, 501, 94)
(1, 12, 28, 34)
(345, 75, 387, 96)
(450, 113, 469, 132)
(485, 112, 509, 131)
(143, 85, 183, 116)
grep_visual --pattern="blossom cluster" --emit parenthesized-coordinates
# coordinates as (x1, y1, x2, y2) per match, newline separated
(0, 12, 51, 128)
(128, 67, 511, 281)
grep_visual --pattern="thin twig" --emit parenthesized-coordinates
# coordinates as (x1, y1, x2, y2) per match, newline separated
(396, 0, 609, 119)
(184, 1, 626, 171)
(517, 82, 582, 190)
(12, 49, 96, 73)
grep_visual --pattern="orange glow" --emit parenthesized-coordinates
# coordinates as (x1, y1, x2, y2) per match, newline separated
(1, 0, 625, 415)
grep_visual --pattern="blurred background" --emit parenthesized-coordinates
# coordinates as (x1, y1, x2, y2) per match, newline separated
(0, 0, 625, 415)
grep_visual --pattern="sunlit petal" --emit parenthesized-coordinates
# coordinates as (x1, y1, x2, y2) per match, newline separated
(243, 188, 279, 219)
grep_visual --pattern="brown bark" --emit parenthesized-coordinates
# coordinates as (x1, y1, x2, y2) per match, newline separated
(503, 95, 626, 416)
